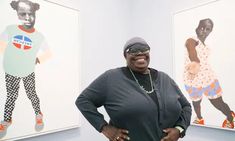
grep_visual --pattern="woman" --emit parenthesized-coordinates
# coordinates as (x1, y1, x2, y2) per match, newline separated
(76, 37, 191, 141)
(183, 18, 234, 128)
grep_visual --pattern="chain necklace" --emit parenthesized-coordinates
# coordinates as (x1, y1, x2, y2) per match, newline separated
(129, 67, 154, 94)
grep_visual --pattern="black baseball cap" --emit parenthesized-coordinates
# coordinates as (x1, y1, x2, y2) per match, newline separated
(123, 37, 150, 57)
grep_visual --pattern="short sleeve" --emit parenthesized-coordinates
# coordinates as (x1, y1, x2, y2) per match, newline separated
(0, 28, 8, 42)
(39, 38, 49, 51)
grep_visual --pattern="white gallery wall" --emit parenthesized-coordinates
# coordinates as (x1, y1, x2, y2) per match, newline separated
(21, 0, 235, 141)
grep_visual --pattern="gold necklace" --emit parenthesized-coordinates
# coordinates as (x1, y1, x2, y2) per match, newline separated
(128, 67, 154, 94)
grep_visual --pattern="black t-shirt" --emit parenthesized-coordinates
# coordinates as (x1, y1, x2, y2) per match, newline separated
(121, 67, 159, 112)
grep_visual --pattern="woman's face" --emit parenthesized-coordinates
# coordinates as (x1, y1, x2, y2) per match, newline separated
(17, 2, 35, 29)
(125, 50, 150, 73)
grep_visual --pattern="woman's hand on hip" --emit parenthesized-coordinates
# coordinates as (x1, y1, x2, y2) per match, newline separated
(101, 124, 130, 141)
(161, 128, 180, 141)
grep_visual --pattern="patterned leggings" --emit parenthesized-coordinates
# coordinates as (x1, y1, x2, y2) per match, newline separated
(3, 72, 41, 122)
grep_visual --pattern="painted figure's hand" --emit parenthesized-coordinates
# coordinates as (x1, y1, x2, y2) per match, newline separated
(186, 61, 200, 80)
(161, 128, 180, 141)
(35, 57, 40, 64)
(187, 73, 196, 80)
(187, 61, 200, 74)
(102, 124, 130, 141)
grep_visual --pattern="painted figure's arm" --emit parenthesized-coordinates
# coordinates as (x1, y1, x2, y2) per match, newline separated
(0, 28, 8, 54)
(37, 49, 52, 64)
(36, 39, 52, 64)
(185, 38, 200, 62)
(0, 41, 7, 54)
(185, 38, 200, 75)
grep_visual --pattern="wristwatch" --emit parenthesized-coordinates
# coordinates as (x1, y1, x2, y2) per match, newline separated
(175, 126, 185, 138)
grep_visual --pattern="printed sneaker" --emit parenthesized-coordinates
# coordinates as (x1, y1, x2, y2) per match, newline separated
(193, 117, 204, 125)
(222, 119, 234, 129)
(0, 120, 12, 132)
(36, 112, 43, 126)
(35, 112, 44, 132)
(231, 111, 235, 120)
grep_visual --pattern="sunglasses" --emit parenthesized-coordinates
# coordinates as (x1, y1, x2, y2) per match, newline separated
(126, 43, 150, 56)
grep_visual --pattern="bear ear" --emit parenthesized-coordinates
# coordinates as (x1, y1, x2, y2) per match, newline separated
(34, 3, 40, 11)
(10, 1, 18, 10)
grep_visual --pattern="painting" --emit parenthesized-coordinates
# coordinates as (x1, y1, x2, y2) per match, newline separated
(173, 0, 235, 130)
(0, 0, 81, 140)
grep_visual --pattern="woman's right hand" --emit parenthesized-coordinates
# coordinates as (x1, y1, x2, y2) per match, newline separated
(101, 124, 130, 141)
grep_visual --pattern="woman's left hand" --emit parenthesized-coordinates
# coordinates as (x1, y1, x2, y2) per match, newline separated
(160, 128, 180, 141)
(101, 124, 130, 141)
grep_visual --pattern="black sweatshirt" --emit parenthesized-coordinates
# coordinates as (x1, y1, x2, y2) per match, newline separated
(76, 67, 191, 141)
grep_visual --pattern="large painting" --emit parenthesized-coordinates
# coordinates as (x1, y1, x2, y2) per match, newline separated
(174, 0, 235, 130)
(0, 0, 81, 140)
